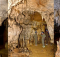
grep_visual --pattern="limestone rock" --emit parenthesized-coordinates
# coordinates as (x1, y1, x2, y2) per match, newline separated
(8, 19, 22, 47)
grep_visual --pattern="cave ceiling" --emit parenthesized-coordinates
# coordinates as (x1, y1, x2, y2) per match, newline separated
(8, 0, 54, 23)
(8, 0, 54, 14)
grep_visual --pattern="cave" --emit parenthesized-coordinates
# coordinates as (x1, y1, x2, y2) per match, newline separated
(0, 0, 54, 57)
(8, 0, 54, 57)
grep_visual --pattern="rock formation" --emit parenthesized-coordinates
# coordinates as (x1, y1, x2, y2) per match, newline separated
(0, 0, 8, 26)
(8, 19, 22, 48)
(54, 0, 60, 26)
(55, 38, 60, 57)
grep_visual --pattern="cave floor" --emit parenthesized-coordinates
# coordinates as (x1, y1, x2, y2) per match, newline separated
(9, 43, 55, 57)
(28, 44, 54, 57)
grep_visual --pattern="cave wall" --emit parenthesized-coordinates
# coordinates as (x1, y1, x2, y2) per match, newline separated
(8, 19, 23, 48)
(0, 0, 8, 26)
(0, 0, 54, 46)
(54, 0, 60, 26)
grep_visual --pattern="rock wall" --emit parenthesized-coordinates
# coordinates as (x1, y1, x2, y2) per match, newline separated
(0, 0, 8, 26)
(54, 0, 60, 26)
(8, 19, 22, 48)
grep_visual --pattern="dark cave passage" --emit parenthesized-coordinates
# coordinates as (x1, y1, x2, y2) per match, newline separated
(0, 18, 8, 48)
(0, 26, 5, 45)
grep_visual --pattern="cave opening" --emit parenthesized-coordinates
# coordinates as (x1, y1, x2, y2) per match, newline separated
(0, 17, 8, 49)
(8, 0, 54, 56)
